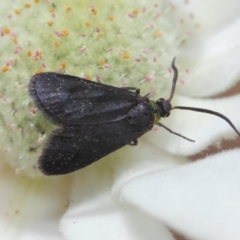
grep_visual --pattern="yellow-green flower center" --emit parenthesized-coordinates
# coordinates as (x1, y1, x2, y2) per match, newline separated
(0, 0, 197, 177)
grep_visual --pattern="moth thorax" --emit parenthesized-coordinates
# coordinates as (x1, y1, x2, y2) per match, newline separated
(127, 103, 154, 128)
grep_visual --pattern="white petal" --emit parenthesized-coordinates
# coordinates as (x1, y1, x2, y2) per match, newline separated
(148, 94, 240, 156)
(0, 164, 70, 240)
(120, 149, 240, 240)
(171, 0, 240, 96)
(60, 161, 175, 240)
(111, 137, 189, 193)
(171, 0, 240, 33)
(178, 18, 240, 97)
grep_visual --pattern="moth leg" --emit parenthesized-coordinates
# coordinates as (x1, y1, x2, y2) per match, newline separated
(128, 139, 138, 146)
(142, 93, 150, 99)
(121, 87, 140, 95)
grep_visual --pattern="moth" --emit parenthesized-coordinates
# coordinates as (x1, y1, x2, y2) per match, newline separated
(29, 59, 240, 175)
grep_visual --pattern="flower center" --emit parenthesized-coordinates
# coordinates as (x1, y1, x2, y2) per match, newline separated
(0, 0, 197, 177)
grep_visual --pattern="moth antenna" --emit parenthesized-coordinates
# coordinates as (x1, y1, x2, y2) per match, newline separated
(173, 106, 240, 137)
(158, 122, 194, 142)
(167, 57, 178, 102)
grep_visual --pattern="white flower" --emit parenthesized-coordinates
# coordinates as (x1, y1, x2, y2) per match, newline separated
(0, 0, 240, 240)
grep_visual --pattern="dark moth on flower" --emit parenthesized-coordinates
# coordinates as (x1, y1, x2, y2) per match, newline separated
(29, 59, 240, 175)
